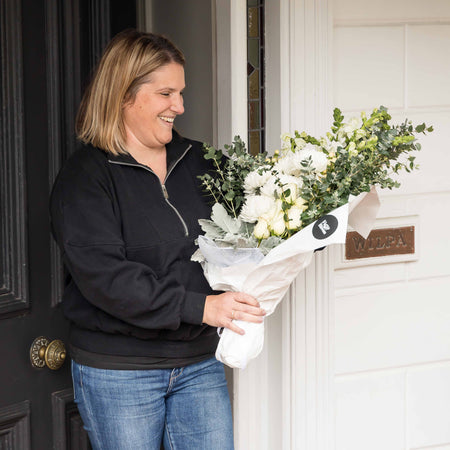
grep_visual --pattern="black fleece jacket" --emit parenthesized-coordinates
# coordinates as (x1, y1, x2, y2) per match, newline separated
(50, 132, 219, 358)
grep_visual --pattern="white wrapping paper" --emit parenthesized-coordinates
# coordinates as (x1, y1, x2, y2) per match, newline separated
(197, 187, 380, 369)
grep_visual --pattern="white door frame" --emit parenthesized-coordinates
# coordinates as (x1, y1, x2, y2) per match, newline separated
(214, 0, 335, 448)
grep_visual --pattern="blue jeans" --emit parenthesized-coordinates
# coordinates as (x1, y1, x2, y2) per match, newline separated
(71, 357, 234, 450)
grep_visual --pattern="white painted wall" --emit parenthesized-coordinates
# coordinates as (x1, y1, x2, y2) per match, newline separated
(143, 1, 450, 448)
(332, 1, 450, 449)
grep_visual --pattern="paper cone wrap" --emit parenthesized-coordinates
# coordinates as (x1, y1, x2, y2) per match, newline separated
(197, 187, 380, 368)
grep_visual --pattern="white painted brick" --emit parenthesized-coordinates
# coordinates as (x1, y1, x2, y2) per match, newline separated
(334, 0, 450, 22)
(407, 25, 450, 107)
(334, 192, 450, 287)
(335, 278, 450, 374)
(333, 26, 404, 111)
(406, 194, 450, 280)
(408, 365, 450, 448)
(334, 262, 409, 290)
(335, 371, 404, 450)
(414, 444, 450, 450)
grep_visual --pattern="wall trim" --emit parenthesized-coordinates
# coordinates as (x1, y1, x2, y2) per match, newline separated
(232, 0, 335, 448)
(280, 2, 335, 448)
(214, 0, 334, 447)
(334, 18, 450, 27)
(215, 0, 248, 149)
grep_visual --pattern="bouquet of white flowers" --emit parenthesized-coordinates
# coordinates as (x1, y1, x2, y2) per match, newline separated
(192, 106, 432, 369)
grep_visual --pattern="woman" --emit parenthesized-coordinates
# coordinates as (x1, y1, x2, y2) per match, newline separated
(50, 29, 265, 450)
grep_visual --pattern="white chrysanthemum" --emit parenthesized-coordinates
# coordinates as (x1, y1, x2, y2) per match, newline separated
(239, 195, 277, 223)
(259, 175, 281, 198)
(274, 153, 294, 175)
(293, 148, 328, 173)
(243, 170, 273, 195)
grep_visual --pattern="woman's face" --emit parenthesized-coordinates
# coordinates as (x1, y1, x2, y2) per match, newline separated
(123, 62, 185, 153)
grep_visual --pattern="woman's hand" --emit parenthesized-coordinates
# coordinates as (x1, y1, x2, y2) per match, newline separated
(202, 292, 266, 335)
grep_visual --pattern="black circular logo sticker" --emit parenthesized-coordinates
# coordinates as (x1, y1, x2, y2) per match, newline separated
(312, 215, 338, 240)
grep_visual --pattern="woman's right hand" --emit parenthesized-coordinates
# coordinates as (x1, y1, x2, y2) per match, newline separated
(202, 292, 266, 335)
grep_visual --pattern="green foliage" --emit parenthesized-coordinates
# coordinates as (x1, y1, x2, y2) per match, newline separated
(197, 106, 433, 247)
(198, 136, 269, 218)
(296, 106, 433, 227)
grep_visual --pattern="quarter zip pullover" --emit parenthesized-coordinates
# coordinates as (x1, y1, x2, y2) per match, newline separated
(108, 145, 192, 237)
(50, 132, 219, 360)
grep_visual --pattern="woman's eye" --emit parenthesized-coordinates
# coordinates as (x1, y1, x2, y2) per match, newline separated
(161, 93, 170, 97)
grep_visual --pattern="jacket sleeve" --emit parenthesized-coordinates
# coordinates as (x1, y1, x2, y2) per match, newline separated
(50, 160, 206, 330)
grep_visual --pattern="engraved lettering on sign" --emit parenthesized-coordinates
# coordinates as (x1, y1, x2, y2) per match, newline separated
(345, 226, 415, 260)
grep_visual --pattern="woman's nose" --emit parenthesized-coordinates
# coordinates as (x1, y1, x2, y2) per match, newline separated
(171, 94, 184, 115)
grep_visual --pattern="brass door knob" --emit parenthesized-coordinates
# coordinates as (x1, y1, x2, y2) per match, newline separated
(30, 336, 66, 370)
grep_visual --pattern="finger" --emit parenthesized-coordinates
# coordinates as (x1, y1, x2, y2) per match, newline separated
(236, 304, 266, 317)
(234, 292, 260, 307)
(226, 320, 245, 335)
(233, 310, 265, 324)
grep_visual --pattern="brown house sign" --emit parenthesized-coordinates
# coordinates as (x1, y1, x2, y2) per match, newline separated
(345, 226, 415, 260)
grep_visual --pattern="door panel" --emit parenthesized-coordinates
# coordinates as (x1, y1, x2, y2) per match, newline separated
(0, 1, 136, 448)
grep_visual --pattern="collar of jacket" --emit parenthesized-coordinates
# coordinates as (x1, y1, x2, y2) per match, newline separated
(106, 130, 192, 171)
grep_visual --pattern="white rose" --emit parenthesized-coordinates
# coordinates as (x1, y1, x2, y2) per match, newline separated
(294, 148, 328, 174)
(280, 132, 292, 150)
(302, 142, 322, 153)
(281, 182, 298, 203)
(254, 220, 270, 239)
(294, 197, 307, 210)
(278, 174, 303, 190)
(270, 215, 286, 236)
(294, 137, 306, 149)
(261, 199, 283, 223)
(286, 205, 303, 230)
(341, 117, 361, 138)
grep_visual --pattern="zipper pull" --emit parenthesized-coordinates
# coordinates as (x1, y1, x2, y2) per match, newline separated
(161, 184, 169, 199)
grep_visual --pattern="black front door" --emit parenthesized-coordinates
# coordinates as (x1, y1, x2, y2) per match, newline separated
(0, 1, 136, 448)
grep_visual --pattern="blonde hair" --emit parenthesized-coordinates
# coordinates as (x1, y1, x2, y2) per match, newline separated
(76, 29, 185, 155)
